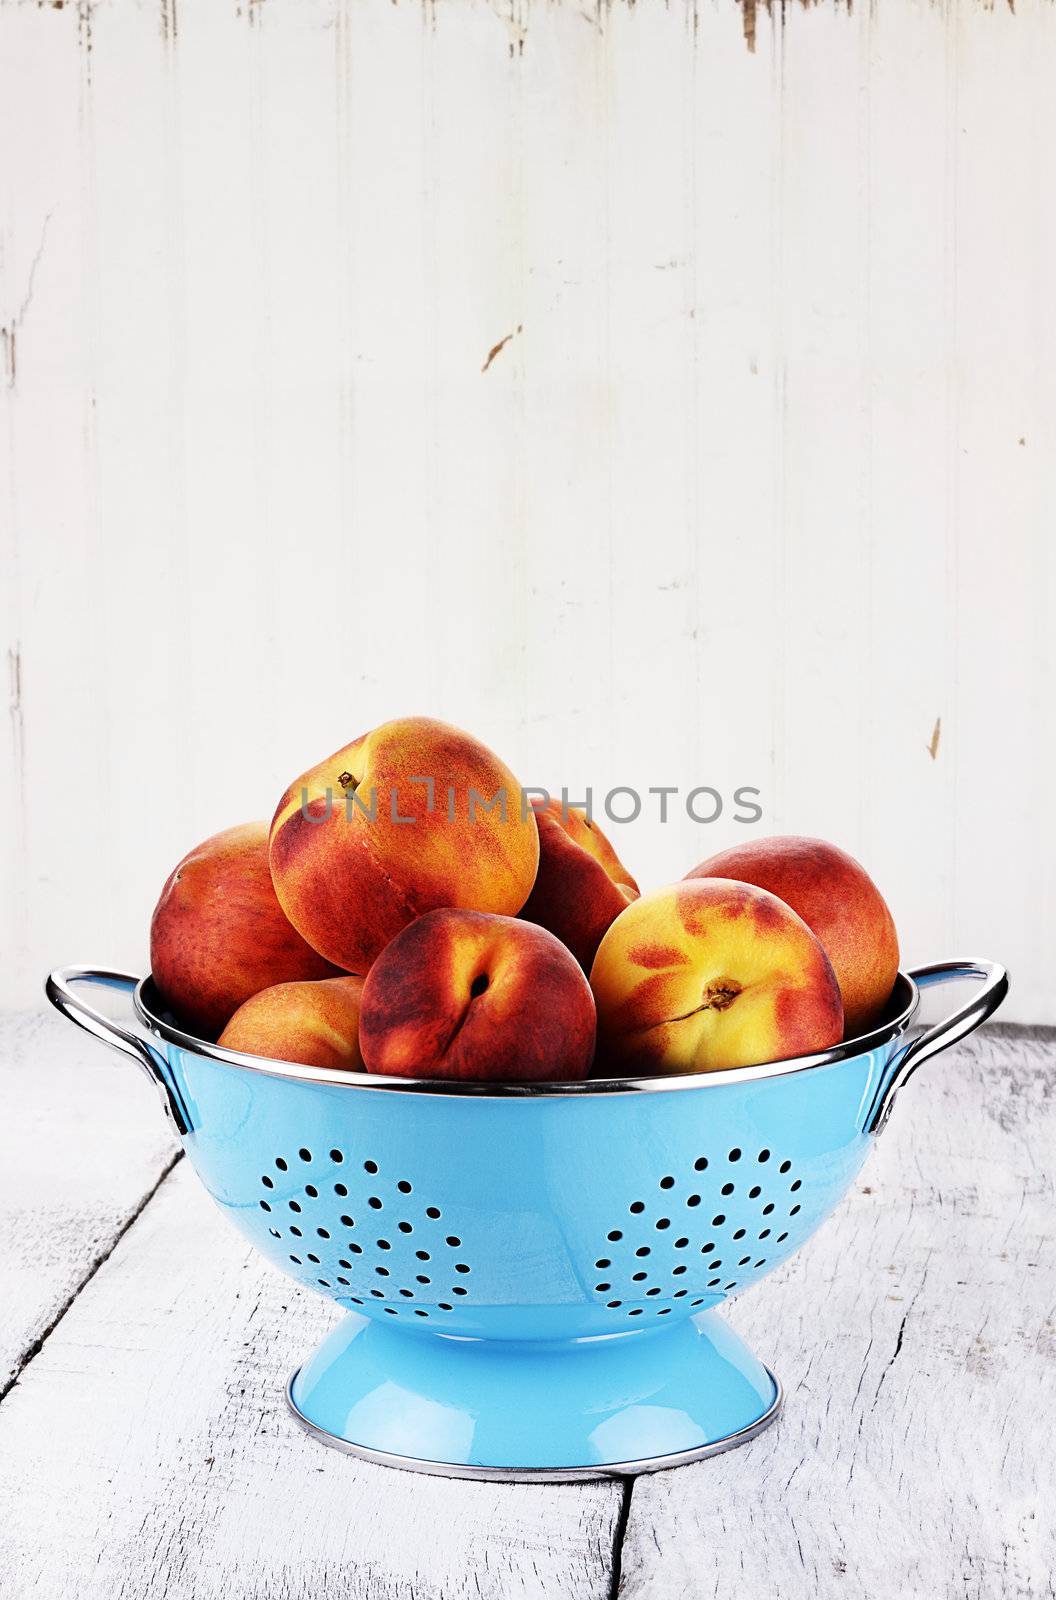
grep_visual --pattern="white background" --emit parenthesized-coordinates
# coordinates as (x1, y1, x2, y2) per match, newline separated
(1, 0, 1052, 1019)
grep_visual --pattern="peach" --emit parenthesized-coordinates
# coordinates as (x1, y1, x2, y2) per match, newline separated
(589, 878, 843, 1075)
(359, 908, 596, 1082)
(269, 718, 540, 975)
(685, 836, 899, 1036)
(518, 800, 639, 972)
(218, 975, 365, 1071)
(150, 822, 340, 1039)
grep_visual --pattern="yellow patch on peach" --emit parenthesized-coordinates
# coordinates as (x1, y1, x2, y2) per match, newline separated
(590, 878, 843, 1075)
(218, 975, 365, 1072)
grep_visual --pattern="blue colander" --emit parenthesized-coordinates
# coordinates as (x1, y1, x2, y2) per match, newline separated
(46, 958, 1006, 1480)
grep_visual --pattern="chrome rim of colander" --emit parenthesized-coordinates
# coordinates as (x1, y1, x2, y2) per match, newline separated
(132, 970, 920, 1098)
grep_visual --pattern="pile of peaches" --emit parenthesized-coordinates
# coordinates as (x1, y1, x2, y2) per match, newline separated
(150, 716, 900, 1082)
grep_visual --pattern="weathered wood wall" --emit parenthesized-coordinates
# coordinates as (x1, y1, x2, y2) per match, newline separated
(2, 0, 1053, 1017)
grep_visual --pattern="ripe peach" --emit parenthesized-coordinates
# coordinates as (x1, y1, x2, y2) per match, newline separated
(218, 975, 365, 1071)
(150, 822, 340, 1039)
(359, 908, 596, 1082)
(269, 718, 540, 975)
(685, 836, 899, 1036)
(518, 801, 639, 971)
(589, 878, 843, 1075)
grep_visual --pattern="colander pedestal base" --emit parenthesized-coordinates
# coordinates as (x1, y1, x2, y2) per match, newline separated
(286, 1308, 781, 1481)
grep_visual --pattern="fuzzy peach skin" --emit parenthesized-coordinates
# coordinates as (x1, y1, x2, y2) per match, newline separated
(685, 836, 899, 1037)
(270, 718, 540, 975)
(218, 976, 365, 1071)
(518, 800, 639, 971)
(150, 822, 341, 1039)
(359, 908, 596, 1082)
(589, 878, 843, 1075)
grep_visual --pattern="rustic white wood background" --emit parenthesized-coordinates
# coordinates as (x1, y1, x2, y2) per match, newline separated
(2, 0, 1054, 1020)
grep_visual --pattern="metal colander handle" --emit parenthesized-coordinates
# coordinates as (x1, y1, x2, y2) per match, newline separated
(45, 966, 191, 1135)
(866, 959, 1009, 1135)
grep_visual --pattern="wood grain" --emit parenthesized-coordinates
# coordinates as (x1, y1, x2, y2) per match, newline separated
(0, 1009, 178, 1395)
(0, 1160, 623, 1600)
(617, 1029, 1056, 1599)
(1, 0, 1054, 1020)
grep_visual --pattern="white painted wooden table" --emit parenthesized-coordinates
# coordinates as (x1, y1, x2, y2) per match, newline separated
(0, 1010, 1053, 1599)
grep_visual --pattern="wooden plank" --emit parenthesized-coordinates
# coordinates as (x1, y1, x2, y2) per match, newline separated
(617, 1028, 1056, 1599)
(0, 1158, 623, 1600)
(2, 0, 1055, 1023)
(0, 1009, 178, 1395)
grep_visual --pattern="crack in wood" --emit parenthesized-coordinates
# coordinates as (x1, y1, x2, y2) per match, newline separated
(0, 1150, 183, 1408)
(606, 1476, 634, 1600)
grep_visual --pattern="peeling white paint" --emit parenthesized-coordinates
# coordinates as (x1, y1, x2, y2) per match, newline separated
(0, 0, 1053, 1019)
